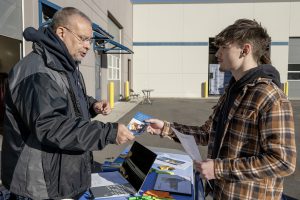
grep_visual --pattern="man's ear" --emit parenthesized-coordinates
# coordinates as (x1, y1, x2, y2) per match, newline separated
(242, 43, 251, 55)
(55, 26, 64, 41)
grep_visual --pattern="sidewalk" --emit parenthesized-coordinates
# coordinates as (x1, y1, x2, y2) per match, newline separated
(93, 99, 141, 123)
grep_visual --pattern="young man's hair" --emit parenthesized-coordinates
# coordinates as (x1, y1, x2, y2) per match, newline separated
(51, 7, 92, 30)
(214, 18, 271, 64)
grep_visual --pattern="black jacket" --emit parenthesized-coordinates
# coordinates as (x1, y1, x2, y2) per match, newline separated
(1, 27, 118, 199)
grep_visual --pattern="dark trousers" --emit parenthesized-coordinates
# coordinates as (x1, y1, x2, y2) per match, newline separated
(8, 193, 32, 200)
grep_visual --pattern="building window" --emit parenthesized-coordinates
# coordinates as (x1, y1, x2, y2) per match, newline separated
(288, 38, 300, 81)
(38, 0, 60, 27)
(208, 38, 231, 95)
(107, 12, 122, 80)
(108, 54, 120, 80)
(288, 64, 300, 80)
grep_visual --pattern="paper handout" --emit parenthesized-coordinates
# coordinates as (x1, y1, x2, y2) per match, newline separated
(154, 153, 191, 170)
(172, 127, 207, 199)
(154, 174, 192, 195)
(171, 127, 202, 161)
(127, 112, 152, 136)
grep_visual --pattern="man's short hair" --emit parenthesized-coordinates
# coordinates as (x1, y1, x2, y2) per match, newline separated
(51, 7, 92, 30)
(214, 19, 271, 64)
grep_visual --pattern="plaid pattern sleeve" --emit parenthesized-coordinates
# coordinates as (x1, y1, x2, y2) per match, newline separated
(169, 117, 212, 146)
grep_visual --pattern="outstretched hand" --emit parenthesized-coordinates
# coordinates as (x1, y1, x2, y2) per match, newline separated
(116, 124, 135, 145)
(145, 118, 164, 135)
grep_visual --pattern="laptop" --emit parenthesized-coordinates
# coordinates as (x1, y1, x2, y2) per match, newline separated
(90, 141, 157, 199)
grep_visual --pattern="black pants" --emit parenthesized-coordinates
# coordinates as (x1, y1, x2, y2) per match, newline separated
(8, 191, 86, 200)
(8, 193, 32, 200)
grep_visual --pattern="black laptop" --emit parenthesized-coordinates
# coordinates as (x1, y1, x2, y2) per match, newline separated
(90, 141, 157, 199)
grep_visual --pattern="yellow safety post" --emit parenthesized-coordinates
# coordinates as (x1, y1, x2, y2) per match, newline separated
(109, 81, 114, 109)
(125, 81, 129, 100)
(284, 81, 289, 97)
(204, 81, 208, 98)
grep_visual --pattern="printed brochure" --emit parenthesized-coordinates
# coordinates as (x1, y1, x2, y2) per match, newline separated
(127, 112, 152, 136)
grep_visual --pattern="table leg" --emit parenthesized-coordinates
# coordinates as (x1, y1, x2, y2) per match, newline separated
(147, 92, 152, 104)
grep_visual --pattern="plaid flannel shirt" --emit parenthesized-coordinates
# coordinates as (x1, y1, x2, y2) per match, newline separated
(165, 78, 296, 200)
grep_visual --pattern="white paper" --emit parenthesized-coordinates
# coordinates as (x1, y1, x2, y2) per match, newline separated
(91, 172, 129, 187)
(154, 174, 192, 195)
(154, 153, 191, 170)
(172, 127, 202, 161)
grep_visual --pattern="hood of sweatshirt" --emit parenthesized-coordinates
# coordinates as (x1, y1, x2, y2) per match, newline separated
(230, 64, 281, 91)
(23, 26, 77, 72)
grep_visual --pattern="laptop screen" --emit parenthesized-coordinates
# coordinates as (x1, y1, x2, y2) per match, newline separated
(120, 141, 157, 192)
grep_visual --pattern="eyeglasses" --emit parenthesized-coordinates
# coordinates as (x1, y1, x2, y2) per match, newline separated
(63, 26, 94, 44)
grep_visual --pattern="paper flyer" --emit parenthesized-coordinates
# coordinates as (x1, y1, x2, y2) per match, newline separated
(171, 127, 202, 161)
(127, 112, 152, 136)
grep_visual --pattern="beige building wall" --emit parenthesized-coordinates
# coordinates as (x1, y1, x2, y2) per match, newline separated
(133, 1, 300, 98)
(0, 0, 22, 40)
(22, 0, 133, 100)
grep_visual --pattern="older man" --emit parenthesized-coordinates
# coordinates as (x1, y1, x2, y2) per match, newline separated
(1, 7, 134, 199)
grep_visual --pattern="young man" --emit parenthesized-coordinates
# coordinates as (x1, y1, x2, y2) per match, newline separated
(1, 7, 134, 199)
(146, 19, 296, 199)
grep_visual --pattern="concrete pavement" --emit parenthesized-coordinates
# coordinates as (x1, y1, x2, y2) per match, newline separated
(93, 99, 142, 123)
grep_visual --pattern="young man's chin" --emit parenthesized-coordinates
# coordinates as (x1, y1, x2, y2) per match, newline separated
(219, 67, 226, 72)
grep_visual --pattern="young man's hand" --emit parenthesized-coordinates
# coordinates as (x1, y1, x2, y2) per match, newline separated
(145, 118, 164, 135)
(194, 159, 215, 180)
(116, 124, 135, 144)
(93, 100, 111, 115)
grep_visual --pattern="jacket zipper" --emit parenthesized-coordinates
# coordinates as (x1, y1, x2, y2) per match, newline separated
(61, 71, 81, 117)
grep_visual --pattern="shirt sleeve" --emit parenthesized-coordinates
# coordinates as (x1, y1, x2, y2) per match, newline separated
(14, 73, 118, 152)
(87, 95, 98, 118)
(162, 116, 213, 146)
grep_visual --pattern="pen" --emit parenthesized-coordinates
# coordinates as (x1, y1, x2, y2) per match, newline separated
(207, 180, 213, 190)
(143, 121, 155, 125)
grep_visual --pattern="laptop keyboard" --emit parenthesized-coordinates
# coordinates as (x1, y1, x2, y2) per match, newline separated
(106, 185, 128, 195)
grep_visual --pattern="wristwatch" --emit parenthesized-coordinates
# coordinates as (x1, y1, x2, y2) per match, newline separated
(161, 121, 171, 137)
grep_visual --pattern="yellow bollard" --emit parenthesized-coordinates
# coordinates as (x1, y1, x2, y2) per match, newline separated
(125, 81, 129, 100)
(284, 81, 289, 97)
(204, 81, 208, 98)
(109, 81, 114, 109)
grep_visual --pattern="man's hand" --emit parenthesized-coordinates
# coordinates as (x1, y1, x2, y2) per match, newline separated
(116, 124, 135, 145)
(93, 100, 111, 115)
(145, 118, 164, 135)
(194, 159, 215, 180)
